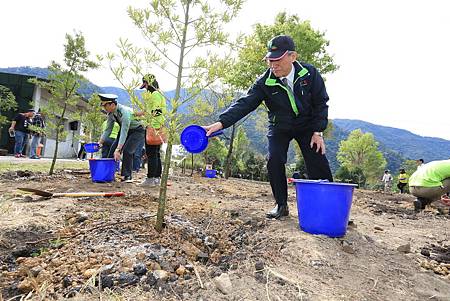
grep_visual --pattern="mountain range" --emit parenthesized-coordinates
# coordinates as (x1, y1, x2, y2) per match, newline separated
(2, 67, 449, 172)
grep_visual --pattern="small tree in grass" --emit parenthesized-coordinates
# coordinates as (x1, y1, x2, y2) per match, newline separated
(106, 0, 244, 232)
(0, 85, 18, 145)
(30, 32, 98, 175)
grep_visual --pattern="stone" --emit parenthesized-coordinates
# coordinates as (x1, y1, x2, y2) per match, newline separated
(121, 257, 133, 268)
(197, 252, 209, 263)
(133, 263, 147, 276)
(374, 225, 384, 231)
(136, 252, 146, 261)
(209, 249, 221, 264)
(102, 258, 113, 265)
(169, 274, 178, 282)
(204, 236, 216, 247)
(209, 268, 222, 278)
(181, 242, 201, 258)
(149, 262, 161, 271)
(420, 249, 430, 257)
(158, 260, 174, 273)
(83, 268, 97, 279)
(145, 272, 157, 286)
(176, 266, 186, 276)
(397, 243, 411, 253)
(185, 263, 194, 272)
(65, 287, 81, 298)
(118, 272, 139, 286)
(153, 270, 169, 281)
(255, 272, 265, 283)
(100, 275, 114, 289)
(342, 241, 355, 254)
(213, 273, 233, 295)
(255, 260, 265, 271)
(23, 195, 33, 202)
(17, 278, 33, 293)
(76, 211, 89, 223)
(62, 275, 73, 288)
(99, 263, 115, 275)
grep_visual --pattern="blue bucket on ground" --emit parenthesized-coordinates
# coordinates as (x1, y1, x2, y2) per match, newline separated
(205, 169, 216, 178)
(180, 125, 223, 153)
(294, 179, 357, 237)
(84, 143, 100, 153)
(88, 158, 117, 183)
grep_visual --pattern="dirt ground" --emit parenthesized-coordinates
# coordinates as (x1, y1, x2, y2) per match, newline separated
(0, 169, 449, 301)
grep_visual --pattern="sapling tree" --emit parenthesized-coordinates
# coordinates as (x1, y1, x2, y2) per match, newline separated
(106, 0, 244, 231)
(30, 32, 98, 174)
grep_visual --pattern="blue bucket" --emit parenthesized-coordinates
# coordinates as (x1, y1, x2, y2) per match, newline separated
(84, 143, 100, 153)
(180, 125, 223, 153)
(88, 158, 117, 183)
(294, 180, 357, 237)
(205, 169, 216, 178)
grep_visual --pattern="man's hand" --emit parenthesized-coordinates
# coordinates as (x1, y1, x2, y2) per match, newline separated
(310, 132, 326, 155)
(114, 149, 121, 161)
(98, 140, 104, 148)
(203, 122, 223, 137)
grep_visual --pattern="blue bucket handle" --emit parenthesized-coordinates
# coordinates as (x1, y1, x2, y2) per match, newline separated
(208, 130, 223, 138)
(293, 179, 329, 183)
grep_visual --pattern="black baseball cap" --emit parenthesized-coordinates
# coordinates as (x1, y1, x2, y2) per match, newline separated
(139, 74, 156, 89)
(266, 35, 296, 61)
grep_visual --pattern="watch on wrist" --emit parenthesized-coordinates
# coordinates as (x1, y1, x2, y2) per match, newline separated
(313, 132, 323, 137)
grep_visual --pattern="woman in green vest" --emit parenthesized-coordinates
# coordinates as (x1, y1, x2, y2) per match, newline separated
(397, 169, 408, 193)
(139, 74, 167, 186)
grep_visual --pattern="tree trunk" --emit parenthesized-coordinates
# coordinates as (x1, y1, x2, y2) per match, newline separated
(49, 129, 59, 175)
(155, 135, 174, 231)
(224, 124, 236, 179)
(155, 0, 191, 232)
(49, 104, 67, 175)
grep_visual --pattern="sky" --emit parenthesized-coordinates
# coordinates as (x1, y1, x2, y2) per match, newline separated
(1, 0, 449, 140)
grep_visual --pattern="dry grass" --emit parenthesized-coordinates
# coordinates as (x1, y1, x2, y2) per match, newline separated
(0, 160, 88, 173)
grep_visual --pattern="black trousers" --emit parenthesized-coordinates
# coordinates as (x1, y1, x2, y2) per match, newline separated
(397, 182, 407, 193)
(145, 144, 162, 178)
(102, 136, 115, 158)
(109, 127, 145, 178)
(267, 128, 333, 206)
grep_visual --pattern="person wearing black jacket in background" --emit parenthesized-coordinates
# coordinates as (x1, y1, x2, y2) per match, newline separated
(9, 109, 35, 158)
(204, 35, 333, 219)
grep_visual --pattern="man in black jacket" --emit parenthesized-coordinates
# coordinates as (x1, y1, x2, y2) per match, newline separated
(204, 35, 333, 219)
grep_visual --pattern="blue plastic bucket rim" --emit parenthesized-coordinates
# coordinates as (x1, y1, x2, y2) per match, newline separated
(180, 125, 208, 153)
(88, 158, 115, 161)
(84, 142, 100, 153)
(293, 179, 358, 187)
